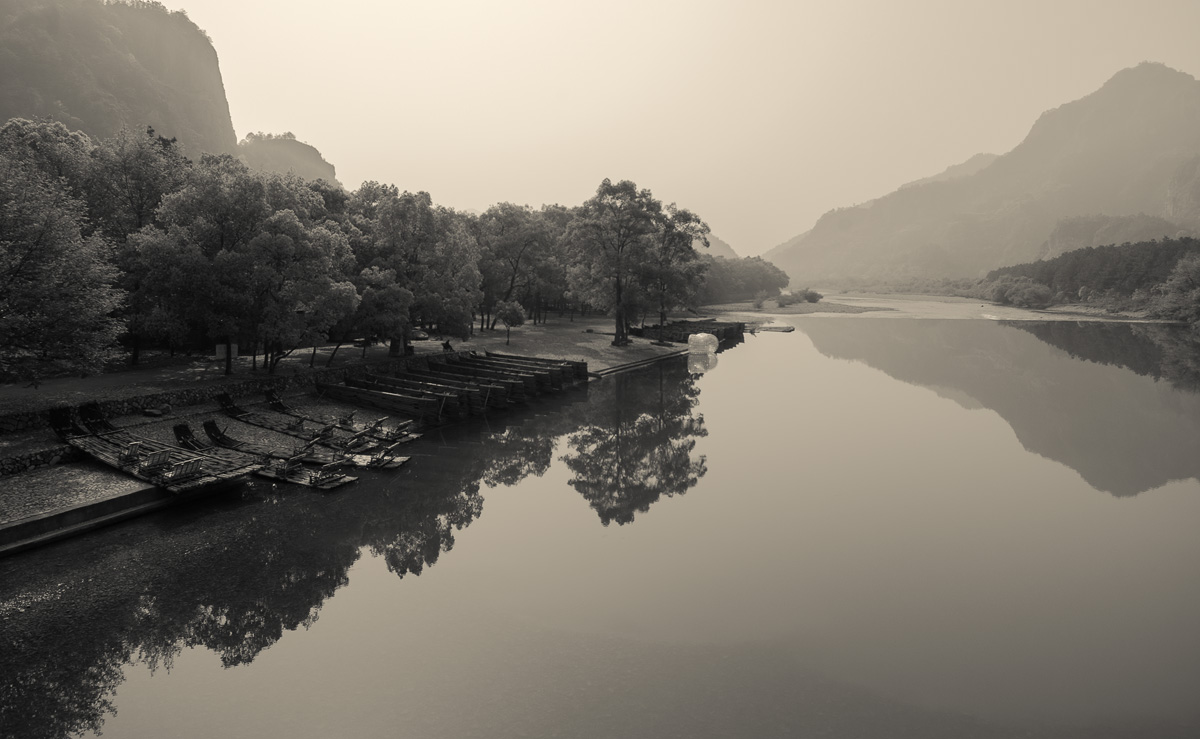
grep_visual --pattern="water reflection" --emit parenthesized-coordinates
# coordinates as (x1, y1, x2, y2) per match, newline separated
(0, 363, 711, 738)
(562, 360, 707, 525)
(1010, 321, 1200, 392)
(794, 318, 1200, 496)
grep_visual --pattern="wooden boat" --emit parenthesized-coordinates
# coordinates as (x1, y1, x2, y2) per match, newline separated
(425, 359, 536, 398)
(444, 355, 544, 392)
(362, 373, 488, 415)
(483, 351, 588, 382)
(265, 390, 419, 443)
(202, 419, 408, 470)
(632, 319, 745, 344)
(400, 368, 513, 408)
(50, 406, 259, 495)
(173, 423, 356, 490)
(314, 382, 445, 425)
(455, 355, 561, 390)
(345, 376, 470, 421)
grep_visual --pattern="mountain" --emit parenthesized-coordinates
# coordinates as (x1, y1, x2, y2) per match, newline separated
(238, 132, 340, 185)
(695, 233, 739, 259)
(897, 152, 998, 190)
(0, 0, 236, 157)
(767, 63, 1200, 283)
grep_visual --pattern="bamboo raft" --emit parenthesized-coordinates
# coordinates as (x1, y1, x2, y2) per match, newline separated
(50, 406, 259, 495)
(456, 355, 562, 390)
(361, 373, 487, 416)
(266, 390, 420, 443)
(302, 353, 588, 442)
(484, 351, 589, 382)
(173, 423, 357, 490)
(216, 393, 386, 453)
(202, 419, 408, 470)
(347, 375, 471, 421)
(405, 365, 524, 404)
(315, 382, 447, 425)
(426, 358, 537, 398)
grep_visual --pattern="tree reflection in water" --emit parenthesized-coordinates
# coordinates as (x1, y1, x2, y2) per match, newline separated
(0, 359, 708, 738)
(562, 358, 707, 525)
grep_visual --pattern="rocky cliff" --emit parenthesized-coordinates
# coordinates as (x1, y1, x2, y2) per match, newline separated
(0, 0, 236, 157)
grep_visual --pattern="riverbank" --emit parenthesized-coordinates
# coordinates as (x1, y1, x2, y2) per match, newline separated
(0, 316, 705, 555)
(703, 293, 1187, 323)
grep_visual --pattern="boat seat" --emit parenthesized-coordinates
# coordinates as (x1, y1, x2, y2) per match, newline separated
(139, 449, 174, 471)
(118, 441, 145, 465)
(277, 455, 304, 474)
(161, 458, 203, 482)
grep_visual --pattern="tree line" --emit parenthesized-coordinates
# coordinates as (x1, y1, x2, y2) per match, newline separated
(980, 236, 1200, 316)
(0, 118, 790, 381)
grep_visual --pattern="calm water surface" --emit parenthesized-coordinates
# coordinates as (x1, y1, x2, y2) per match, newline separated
(2, 318, 1199, 738)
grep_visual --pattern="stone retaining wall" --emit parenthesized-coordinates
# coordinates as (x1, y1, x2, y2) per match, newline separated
(0, 445, 83, 477)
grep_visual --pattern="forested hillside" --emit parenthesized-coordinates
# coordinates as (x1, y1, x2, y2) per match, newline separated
(0, 0, 236, 156)
(980, 237, 1200, 315)
(239, 132, 339, 186)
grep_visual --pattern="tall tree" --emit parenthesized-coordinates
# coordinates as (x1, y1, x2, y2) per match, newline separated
(87, 125, 191, 363)
(476, 203, 550, 328)
(136, 154, 271, 373)
(642, 204, 710, 339)
(565, 179, 662, 346)
(0, 152, 123, 381)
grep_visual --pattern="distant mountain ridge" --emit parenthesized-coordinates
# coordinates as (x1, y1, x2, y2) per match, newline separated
(767, 63, 1200, 283)
(898, 152, 998, 190)
(696, 233, 738, 259)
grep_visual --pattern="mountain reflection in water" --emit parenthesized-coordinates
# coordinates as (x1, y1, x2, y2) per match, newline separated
(0, 362, 708, 739)
(793, 318, 1200, 496)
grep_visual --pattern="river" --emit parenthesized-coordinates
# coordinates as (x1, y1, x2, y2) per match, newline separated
(2, 317, 1198, 738)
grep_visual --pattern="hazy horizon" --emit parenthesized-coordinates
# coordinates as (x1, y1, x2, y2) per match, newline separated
(167, 0, 1200, 255)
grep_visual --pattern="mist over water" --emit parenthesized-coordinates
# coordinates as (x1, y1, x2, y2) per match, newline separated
(2, 319, 1198, 738)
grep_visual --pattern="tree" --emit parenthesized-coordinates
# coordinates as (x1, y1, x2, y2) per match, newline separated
(357, 190, 481, 351)
(1151, 253, 1200, 322)
(86, 126, 190, 242)
(243, 211, 360, 373)
(475, 203, 551, 329)
(87, 126, 191, 363)
(565, 179, 663, 346)
(138, 154, 271, 373)
(642, 204, 710, 340)
(0, 118, 94, 200)
(0, 152, 123, 381)
(495, 300, 525, 345)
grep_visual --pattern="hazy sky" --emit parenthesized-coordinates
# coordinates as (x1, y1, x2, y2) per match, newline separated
(166, 0, 1200, 255)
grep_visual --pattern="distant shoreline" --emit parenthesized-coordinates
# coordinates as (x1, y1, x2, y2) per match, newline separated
(703, 294, 1188, 324)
